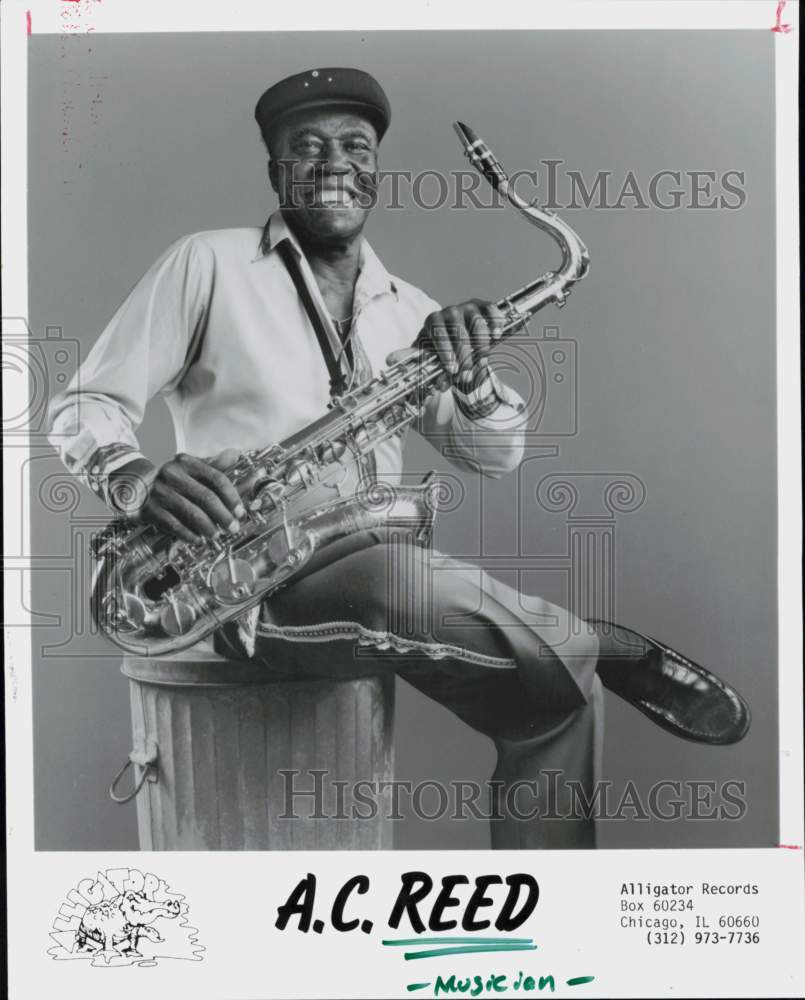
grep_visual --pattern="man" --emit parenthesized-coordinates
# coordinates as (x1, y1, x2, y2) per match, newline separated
(48, 67, 749, 848)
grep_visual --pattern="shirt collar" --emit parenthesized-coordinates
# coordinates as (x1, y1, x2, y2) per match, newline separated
(253, 210, 398, 303)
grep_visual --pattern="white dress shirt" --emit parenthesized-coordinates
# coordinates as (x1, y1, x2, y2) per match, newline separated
(48, 211, 527, 503)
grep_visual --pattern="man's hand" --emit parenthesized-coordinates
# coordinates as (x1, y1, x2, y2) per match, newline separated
(109, 450, 245, 543)
(418, 298, 506, 391)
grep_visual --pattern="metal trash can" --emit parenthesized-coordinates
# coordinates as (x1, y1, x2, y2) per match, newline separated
(112, 650, 395, 850)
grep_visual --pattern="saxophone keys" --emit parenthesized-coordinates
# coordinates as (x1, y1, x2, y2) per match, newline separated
(103, 591, 146, 634)
(250, 479, 286, 512)
(320, 461, 349, 492)
(316, 439, 347, 464)
(159, 595, 197, 636)
(168, 539, 194, 562)
(209, 556, 257, 603)
(284, 458, 315, 487)
(352, 424, 371, 450)
(122, 593, 147, 628)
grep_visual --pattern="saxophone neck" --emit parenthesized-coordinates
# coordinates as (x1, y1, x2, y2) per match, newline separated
(454, 121, 590, 326)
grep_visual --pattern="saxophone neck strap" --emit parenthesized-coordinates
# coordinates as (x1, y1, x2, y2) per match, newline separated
(276, 238, 350, 399)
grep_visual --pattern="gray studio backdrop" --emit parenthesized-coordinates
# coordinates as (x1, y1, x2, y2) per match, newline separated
(27, 30, 777, 850)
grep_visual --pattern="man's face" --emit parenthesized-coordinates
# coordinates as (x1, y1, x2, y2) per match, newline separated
(268, 107, 379, 244)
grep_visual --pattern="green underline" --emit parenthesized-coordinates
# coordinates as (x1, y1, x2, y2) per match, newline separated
(383, 937, 535, 947)
(404, 943, 539, 961)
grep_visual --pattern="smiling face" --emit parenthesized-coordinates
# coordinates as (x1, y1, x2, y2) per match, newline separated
(267, 106, 379, 245)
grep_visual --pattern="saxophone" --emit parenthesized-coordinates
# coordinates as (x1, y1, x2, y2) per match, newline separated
(90, 122, 590, 656)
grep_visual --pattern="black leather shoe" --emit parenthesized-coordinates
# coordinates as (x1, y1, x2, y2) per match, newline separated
(588, 619, 751, 745)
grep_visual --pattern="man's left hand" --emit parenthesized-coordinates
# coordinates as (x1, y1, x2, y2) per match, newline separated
(417, 299, 506, 390)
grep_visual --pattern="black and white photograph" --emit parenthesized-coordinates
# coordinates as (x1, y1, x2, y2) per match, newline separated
(3, 2, 803, 998)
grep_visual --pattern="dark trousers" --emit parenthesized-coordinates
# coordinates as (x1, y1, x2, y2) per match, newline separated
(218, 530, 603, 848)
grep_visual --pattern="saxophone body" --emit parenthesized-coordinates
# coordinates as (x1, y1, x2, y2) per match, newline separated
(91, 122, 590, 656)
(91, 376, 443, 657)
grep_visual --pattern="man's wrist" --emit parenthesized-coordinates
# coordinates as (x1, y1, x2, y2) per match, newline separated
(107, 457, 158, 517)
(453, 366, 516, 421)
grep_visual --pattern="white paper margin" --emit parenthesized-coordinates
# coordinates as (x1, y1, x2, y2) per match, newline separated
(3, 2, 802, 998)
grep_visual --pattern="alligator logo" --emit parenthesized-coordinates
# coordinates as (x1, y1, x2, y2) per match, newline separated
(75, 889, 181, 957)
(48, 867, 203, 967)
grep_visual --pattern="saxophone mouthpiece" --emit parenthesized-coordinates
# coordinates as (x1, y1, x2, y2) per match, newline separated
(453, 120, 480, 151)
(453, 121, 507, 190)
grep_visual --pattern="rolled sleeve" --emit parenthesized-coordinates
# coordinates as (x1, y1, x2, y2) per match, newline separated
(47, 235, 209, 506)
(420, 367, 527, 479)
(404, 294, 528, 480)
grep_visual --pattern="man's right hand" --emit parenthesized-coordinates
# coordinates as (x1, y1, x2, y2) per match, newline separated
(109, 450, 245, 543)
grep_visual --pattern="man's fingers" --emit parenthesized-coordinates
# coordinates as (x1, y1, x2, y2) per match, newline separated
(467, 300, 505, 348)
(175, 454, 245, 520)
(427, 322, 459, 376)
(454, 334, 474, 382)
(144, 504, 199, 545)
(421, 302, 505, 386)
(140, 451, 250, 541)
(206, 448, 242, 473)
(385, 346, 421, 367)
(156, 484, 221, 539)
(160, 464, 239, 534)
(466, 310, 493, 358)
(480, 301, 506, 341)
(195, 457, 246, 518)
(447, 305, 485, 384)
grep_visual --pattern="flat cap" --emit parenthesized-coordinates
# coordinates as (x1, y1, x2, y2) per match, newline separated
(255, 67, 391, 143)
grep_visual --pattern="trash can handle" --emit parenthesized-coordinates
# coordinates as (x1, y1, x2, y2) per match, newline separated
(109, 741, 158, 804)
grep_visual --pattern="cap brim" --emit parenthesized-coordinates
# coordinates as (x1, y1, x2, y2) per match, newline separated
(266, 98, 388, 140)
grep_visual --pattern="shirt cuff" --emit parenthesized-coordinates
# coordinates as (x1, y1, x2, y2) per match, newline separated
(452, 365, 525, 421)
(84, 444, 153, 512)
